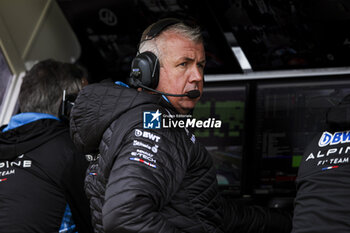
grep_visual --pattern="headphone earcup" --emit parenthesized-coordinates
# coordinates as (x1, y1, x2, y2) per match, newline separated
(58, 93, 77, 123)
(130, 51, 159, 89)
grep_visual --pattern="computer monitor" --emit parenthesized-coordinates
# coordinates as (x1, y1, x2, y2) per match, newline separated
(193, 84, 246, 194)
(253, 77, 350, 195)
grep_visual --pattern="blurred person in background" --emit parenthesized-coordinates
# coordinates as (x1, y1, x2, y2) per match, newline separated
(0, 59, 93, 233)
(292, 94, 350, 233)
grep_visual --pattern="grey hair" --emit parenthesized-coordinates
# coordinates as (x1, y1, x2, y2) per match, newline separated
(138, 21, 203, 63)
(19, 59, 84, 117)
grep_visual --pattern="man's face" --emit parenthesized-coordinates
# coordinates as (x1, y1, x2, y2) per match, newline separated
(156, 32, 205, 114)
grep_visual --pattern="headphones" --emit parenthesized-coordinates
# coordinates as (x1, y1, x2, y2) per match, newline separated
(59, 90, 77, 122)
(128, 18, 183, 89)
(57, 64, 83, 122)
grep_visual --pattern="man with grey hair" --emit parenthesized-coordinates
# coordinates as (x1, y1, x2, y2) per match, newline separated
(135, 18, 205, 114)
(70, 18, 291, 233)
(0, 59, 93, 233)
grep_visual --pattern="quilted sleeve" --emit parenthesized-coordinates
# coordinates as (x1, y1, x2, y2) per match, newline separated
(102, 128, 187, 233)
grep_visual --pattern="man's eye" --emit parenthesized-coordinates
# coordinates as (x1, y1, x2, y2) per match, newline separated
(197, 63, 205, 69)
(178, 62, 186, 67)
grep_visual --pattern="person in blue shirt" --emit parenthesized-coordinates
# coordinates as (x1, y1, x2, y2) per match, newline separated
(0, 59, 93, 233)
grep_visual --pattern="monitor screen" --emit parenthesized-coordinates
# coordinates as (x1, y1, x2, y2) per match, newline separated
(193, 84, 246, 193)
(254, 77, 350, 195)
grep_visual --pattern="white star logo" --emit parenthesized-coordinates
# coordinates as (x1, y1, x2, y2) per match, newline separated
(151, 110, 162, 122)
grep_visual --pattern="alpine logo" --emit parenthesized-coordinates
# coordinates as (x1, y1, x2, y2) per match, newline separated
(0, 154, 31, 179)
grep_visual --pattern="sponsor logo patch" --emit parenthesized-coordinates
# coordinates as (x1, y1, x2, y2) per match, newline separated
(133, 140, 159, 153)
(134, 129, 161, 142)
(129, 157, 157, 168)
(318, 131, 350, 147)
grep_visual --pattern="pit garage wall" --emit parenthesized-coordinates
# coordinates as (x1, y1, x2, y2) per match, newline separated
(0, 0, 80, 126)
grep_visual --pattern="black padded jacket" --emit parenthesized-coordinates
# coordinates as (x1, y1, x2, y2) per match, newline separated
(70, 82, 292, 233)
(0, 119, 92, 233)
(292, 95, 350, 233)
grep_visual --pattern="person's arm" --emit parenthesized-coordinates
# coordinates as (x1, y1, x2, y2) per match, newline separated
(222, 198, 292, 233)
(62, 146, 94, 233)
(102, 128, 186, 233)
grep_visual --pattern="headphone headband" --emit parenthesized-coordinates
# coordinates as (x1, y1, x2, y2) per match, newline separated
(146, 18, 182, 39)
(129, 18, 185, 89)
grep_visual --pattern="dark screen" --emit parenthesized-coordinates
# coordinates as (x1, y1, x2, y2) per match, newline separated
(193, 85, 246, 191)
(254, 78, 350, 195)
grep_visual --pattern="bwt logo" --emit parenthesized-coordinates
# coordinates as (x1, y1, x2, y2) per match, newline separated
(318, 131, 350, 147)
(143, 110, 162, 129)
(135, 129, 161, 142)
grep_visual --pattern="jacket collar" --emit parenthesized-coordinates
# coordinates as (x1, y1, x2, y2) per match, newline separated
(2, 112, 59, 132)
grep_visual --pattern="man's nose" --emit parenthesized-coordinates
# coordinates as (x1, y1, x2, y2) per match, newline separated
(189, 65, 203, 83)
